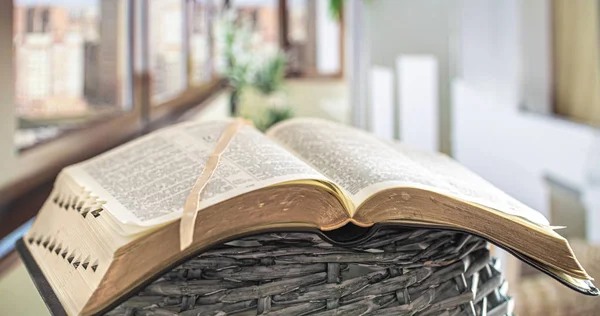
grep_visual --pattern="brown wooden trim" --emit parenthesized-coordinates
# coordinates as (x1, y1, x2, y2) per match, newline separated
(0, 250, 20, 280)
(2, 80, 220, 241)
(149, 79, 224, 127)
(0, 182, 53, 258)
(0, 116, 141, 248)
(0, 0, 224, 247)
(134, 0, 151, 129)
(1, 114, 142, 207)
(0, 83, 223, 241)
(280, 0, 344, 79)
(278, 0, 290, 50)
(286, 72, 343, 81)
(550, 0, 557, 116)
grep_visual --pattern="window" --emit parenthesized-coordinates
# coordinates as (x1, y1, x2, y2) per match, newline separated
(230, 0, 279, 56)
(211, 0, 280, 75)
(12, 0, 226, 151)
(13, 0, 132, 150)
(149, 0, 186, 104)
(10, 0, 343, 150)
(0, 0, 347, 251)
(211, 0, 343, 78)
(189, 0, 215, 86)
(285, 0, 342, 77)
(2, 0, 224, 248)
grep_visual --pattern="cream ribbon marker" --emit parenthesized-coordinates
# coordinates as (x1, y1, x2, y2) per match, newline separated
(180, 118, 250, 251)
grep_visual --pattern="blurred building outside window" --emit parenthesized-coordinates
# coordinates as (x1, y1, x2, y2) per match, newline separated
(149, 0, 186, 105)
(231, 0, 279, 58)
(211, 0, 279, 77)
(13, 0, 132, 150)
(285, 0, 341, 77)
(10, 0, 344, 151)
(212, 0, 342, 78)
(188, 0, 215, 86)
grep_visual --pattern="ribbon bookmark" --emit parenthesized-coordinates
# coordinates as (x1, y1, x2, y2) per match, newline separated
(180, 118, 249, 251)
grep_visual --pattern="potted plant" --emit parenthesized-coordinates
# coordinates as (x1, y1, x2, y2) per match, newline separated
(218, 10, 252, 115)
(217, 10, 294, 130)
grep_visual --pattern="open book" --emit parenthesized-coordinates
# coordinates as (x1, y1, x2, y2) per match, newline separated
(20, 118, 598, 315)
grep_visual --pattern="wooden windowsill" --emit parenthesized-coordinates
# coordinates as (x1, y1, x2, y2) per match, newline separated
(285, 72, 344, 81)
(0, 250, 19, 281)
(149, 79, 225, 129)
(1, 112, 142, 207)
(0, 81, 224, 243)
(0, 112, 143, 248)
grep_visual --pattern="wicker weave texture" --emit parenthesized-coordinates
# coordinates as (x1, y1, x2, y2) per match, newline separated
(106, 228, 513, 316)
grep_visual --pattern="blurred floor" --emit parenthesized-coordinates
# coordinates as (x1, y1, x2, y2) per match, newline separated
(0, 257, 49, 315)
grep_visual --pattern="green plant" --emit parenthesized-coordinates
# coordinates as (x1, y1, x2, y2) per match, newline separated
(253, 52, 287, 95)
(217, 10, 293, 124)
(219, 10, 253, 115)
(222, 18, 249, 91)
(329, 0, 343, 20)
(250, 106, 295, 132)
(329, 0, 373, 20)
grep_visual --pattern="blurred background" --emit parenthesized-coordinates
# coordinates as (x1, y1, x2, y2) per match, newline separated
(1, 0, 600, 315)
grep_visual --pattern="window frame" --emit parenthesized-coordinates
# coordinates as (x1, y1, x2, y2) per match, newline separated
(147, 0, 223, 123)
(280, 0, 345, 79)
(0, 0, 223, 242)
(0, 0, 345, 244)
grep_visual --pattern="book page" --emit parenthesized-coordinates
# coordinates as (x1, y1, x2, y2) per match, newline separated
(388, 142, 550, 226)
(267, 118, 549, 226)
(65, 120, 330, 228)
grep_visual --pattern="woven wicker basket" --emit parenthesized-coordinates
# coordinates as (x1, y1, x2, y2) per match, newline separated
(105, 228, 513, 316)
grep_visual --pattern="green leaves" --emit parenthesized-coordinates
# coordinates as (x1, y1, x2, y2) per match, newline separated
(221, 11, 252, 91)
(253, 52, 287, 96)
(329, 0, 343, 20)
(252, 106, 295, 132)
(217, 9, 293, 129)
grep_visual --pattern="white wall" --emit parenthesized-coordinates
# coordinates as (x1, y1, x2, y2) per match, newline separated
(0, 0, 16, 187)
(457, 0, 521, 108)
(453, 82, 599, 215)
(454, 0, 600, 242)
(520, 0, 552, 114)
(458, 0, 552, 114)
(315, 0, 340, 75)
(584, 139, 600, 242)
(358, 0, 600, 289)
(365, 0, 453, 153)
(369, 66, 395, 139)
(346, 0, 369, 130)
(397, 55, 439, 152)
